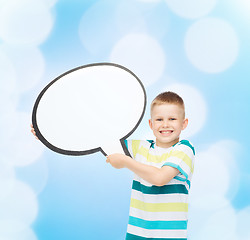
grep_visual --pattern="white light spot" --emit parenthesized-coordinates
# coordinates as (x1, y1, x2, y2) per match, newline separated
(79, 1, 118, 55)
(235, 0, 250, 21)
(0, 224, 38, 240)
(115, 1, 170, 39)
(0, 48, 18, 113)
(200, 206, 237, 239)
(0, 0, 54, 45)
(188, 201, 235, 239)
(236, 207, 250, 239)
(208, 140, 241, 200)
(0, 181, 38, 231)
(0, 161, 15, 200)
(115, 2, 147, 35)
(165, 0, 217, 19)
(191, 151, 230, 208)
(0, 44, 45, 93)
(0, 0, 8, 8)
(190, 141, 240, 210)
(41, 0, 58, 8)
(0, 111, 20, 154)
(185, 18, 239, 73)
(18, 157, 49, 196)
(1, 112, 45, 167)
(136, 0, 161, 3)
(110, 34, 166, 86)
(164, 84, 206, 138)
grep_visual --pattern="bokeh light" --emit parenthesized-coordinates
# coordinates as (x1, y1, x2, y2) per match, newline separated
(0, 0, 249, 239)
(165, 0, 217, 19)
(0, 44, 45, 93)
(0, 181, 38, 232)
(0, 0, 54, 45)
(78, 1, 118, 55)
(110, 33, 166, 86)
(185, 18, 239, 73)
(0, 49, 18, 113)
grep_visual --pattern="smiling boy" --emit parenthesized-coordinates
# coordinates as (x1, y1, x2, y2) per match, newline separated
(106, 91, 195, 240)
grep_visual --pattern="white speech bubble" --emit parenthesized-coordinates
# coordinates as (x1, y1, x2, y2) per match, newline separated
(32, 63, 146, 156)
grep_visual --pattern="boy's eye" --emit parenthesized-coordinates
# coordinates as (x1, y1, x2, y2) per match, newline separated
(156, 118, 163, 121)
(170, 118, 176, 121)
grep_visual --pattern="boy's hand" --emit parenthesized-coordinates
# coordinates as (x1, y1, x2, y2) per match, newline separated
(106, 153, 129, 169)
(30, 124, 39, 139)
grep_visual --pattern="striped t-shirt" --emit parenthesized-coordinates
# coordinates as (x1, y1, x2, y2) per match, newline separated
(124, 139, 195, 240)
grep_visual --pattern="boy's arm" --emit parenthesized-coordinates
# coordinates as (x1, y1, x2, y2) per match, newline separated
(106, 153, 179, 186)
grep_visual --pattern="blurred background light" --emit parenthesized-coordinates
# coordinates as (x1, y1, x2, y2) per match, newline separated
(0, 0, 249, 239)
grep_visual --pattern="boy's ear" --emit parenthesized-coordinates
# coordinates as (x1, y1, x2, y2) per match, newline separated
(149, 119, 153, 130)
(182, 118, 188, 130)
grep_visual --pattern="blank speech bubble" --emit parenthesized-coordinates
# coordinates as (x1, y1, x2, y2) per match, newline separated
(32, 63, 146, 156)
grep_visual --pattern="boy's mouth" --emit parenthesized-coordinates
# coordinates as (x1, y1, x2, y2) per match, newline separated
(159, 130, 173, 136)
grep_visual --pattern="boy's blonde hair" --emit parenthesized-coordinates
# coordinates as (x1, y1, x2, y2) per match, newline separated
(150, 91, 185, 117)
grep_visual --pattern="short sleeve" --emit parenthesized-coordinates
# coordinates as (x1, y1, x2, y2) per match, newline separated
(162, 140, 195, 182)
(124, 140, 141, 159)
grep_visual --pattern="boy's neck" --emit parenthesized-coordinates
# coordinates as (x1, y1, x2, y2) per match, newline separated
(155, 138, 180, 148)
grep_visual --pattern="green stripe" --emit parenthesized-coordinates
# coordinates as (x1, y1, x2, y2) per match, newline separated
(147, 140, 155, 148)
(129, 216, 187, 230)
(132, 181, 188, 195)
(179, 140, 195, 155)
(126, 233, 187, 240)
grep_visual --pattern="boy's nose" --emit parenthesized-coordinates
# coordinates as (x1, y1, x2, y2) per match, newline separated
(162, 120, 169, 127)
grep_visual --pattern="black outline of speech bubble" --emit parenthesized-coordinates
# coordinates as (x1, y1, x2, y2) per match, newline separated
(32, 62, 147, 157)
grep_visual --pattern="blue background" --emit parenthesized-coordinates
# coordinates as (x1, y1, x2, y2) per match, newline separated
(0, 0, 250, 239)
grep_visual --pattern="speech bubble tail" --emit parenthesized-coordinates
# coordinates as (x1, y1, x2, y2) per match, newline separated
(101, 141, 126, 156)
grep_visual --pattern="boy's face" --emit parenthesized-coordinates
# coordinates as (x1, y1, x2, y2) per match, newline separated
(149, 103, 188, 148)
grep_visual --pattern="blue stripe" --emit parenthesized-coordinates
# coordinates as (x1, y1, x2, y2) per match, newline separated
(125, 139, 128, 150)
(132, 180, 188, 195)
(126, 233, 187, 240)
(129, 216, 187, 230)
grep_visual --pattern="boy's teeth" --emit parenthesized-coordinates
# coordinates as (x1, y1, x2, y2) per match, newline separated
(161, 130, 172, 133)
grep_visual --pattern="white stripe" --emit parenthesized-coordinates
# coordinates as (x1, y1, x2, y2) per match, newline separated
(153, 146, 172, 155)
(127, 140, 134, 158)
(131, 189, 188, 204)
(129, 207, 188, 221)
(176, 143, 190, 152)
(140, 141, 151, 148)
(166, 177, 187, 185)
(127, 225, 187, 238)
(176, 143, 195, 158)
